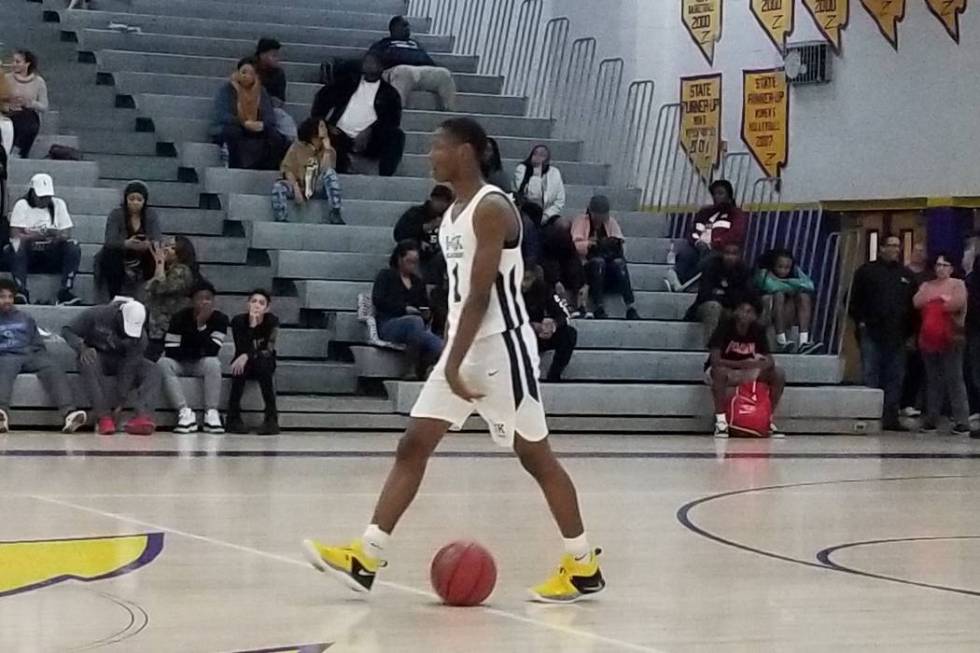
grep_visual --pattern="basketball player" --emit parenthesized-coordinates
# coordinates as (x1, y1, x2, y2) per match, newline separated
(302, 118, 605, 603)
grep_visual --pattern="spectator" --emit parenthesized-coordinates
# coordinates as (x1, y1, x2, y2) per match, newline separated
(0, 72, 12, 157)
(667, 179, 748, 291)
(393, 185, 453, 285)
(144, 235, 198, 361)
(755, 248, 820, 353)
(572, 195, 640, 320)
(373, 241, 444, 377)
(211, 57, 286, 170)
(158, 281, 228, 435)
(96, 180, 162, 300)
(255, 37, 297, 142)
(849, 234, 918, 431)
(272, 117, 343, 225)
(484, 137, 511, 192)
(311, 52, 404, 177)
(0, 278, 86, 433)
(61, 298, 161, 436)
(227, 289, 280, 435)
(901, 241, 930, 419)
(685, 242, 753, 346)
(369, 16, 457, 111)
(522, 265, 577, 381)
(7, 173, 81, 306)
(514, 145, 565, 223)
(913, 253, 970, 435)
(706, 298, 785, 438)
(2, 50, 48, 158)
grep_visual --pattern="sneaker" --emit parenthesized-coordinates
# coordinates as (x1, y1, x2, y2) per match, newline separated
(56, 289, 82, 306)
(225, 415, 249, 434)
(902, 407, 923, 418)
(124, 414, 156, 436)
(798, 342, 824, 355)
(663, 269, 681, 293)
(528, 548, 605, 603)
(625, 307, 640, 321)
(770, 421, 786, 438)
(569, 308, 587, 320)
(593, 307, 607, 320)
(97, 416, 117, 436)
(326, 208, 345, 225)
(14, 292, 28, 305)
(203, 409, 224, 434)
(301, 538, 384, 593)
(173, 407, 198, 434)
(583, 311, 595, 320)
(920, 421, 938, 434)
(0, 408, 8, 433)
(714, 418, 729, 438)
(952, 423, 971, 436)
(257, 417, 280, 435)
(62, 409, 87, 434)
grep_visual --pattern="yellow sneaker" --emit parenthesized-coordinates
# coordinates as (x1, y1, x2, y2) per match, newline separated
(301, 538, 384, 593)
(528, 548, 605, 603)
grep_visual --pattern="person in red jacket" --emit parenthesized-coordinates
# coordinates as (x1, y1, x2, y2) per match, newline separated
(667, 179, 748, 291)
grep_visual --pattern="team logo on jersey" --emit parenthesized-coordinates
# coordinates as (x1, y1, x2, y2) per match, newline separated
(444, 233, 464, 259)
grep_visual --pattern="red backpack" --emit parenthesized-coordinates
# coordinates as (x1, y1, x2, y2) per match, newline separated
(726, 382, 773, 438)
(918, 299, 954, 354)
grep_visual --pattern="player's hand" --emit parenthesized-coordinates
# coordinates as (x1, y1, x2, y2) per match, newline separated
(445, 366, 484, 402)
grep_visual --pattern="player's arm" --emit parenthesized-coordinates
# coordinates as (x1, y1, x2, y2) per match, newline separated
(443, 194, 514, 400)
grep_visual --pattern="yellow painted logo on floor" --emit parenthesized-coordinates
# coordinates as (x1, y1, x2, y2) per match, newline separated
(0, 533, 163, 597)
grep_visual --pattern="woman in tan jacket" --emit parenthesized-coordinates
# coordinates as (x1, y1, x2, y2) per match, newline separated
(271, 117, 343, 224)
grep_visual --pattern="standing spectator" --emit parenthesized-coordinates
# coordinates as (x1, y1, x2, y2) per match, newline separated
(514, 145, 565, 224)
(901, 241, 930, 418)
(158, 281, 228, 435)
(255, 38, 297, 142)
(667, 179, 748, 291)
(227, 289, 280, 435)
(754, 248, 819, 353)
(484, 137, 511, 192)
(849, 234, 918, 431)
(3, 50, 48, 158)
(0, 278, 86, 433)
(913, 253, 970, 435)
(211, 57, 286, 170)
(393, 185, 453, 284)
(311, 52, 404, 177)
(61, 298, 161, 436)
(522, 265, 577, 382)
(686, 242, 753, 346)
(7, 174, 81, 305)
(369, 16, 457, 111)
(572, 195, 640, 320)
(272, 117, 343, 225)
(96, 181, 162, 300)
(143, 235, 198, 361)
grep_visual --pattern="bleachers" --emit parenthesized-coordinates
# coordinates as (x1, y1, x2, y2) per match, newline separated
(0, 0, 884, 433)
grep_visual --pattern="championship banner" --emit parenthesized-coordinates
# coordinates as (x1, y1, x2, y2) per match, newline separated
(801, 0, 850, 53)
(741, 68, 789, 178)
(861, 0, 906, 48)
(679, 74, 723, 179)
(926, 0, 967, 43)
(750, 0, 796, 53)
(682, 0, 723, 65)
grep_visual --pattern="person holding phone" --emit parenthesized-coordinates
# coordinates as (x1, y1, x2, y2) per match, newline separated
(96, 181, 162, 300)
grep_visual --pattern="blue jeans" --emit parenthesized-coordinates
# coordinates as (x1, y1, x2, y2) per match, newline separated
(271, 172, 342, 222)
(379, 315, 444, 357)
(860, 336, 906, 424)
(10, 238, 81, 295)
(674, 240, 716, 285)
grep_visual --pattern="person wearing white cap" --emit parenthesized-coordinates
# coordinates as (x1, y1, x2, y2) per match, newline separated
(7, 173, 81, 305)
(61, 298, 162, 436)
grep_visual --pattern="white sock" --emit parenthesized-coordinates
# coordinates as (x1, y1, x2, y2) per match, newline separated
(362, 524, 390, 558)
(715, 413, 727, 424)
(799, 331, 810, 345)
(563, 533, 591, 560)
(776, 332, 788, 346)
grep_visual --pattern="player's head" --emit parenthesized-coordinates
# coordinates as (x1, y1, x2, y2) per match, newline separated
(0, 279, 17, 313)
(733, 297, 762, 329)
(430, 117, 488, 184)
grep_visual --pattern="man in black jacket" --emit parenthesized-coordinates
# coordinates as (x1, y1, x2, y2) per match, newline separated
(255, 37, 297, 141)
(849, 234, 918, 430)
(523, 265, 577, 381)
(685, 242, 754, 347)
(393, 185, 453, 283)
(369, 16, 457, 111)
(310, 52, 405, 177)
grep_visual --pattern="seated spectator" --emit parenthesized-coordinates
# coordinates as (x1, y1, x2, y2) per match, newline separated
(755, 248, 819, 353)
(913, 253, 971, 436)
(393, 185, 453, 283)
(2, 50, 48, 158)
(227, 289, 280, 435)
(0, 71, 12, 157)
(522, 265, 577, 381)
(144, 235, 198, 361)
(158, 281, 228, 435)
(373, 241, 444, 377)
(514, 145, 565, 224)
(667, 179, 747, 291)
(572, 195, 640, 320)
(311, 52, 404, 177)
(0, 278, 86, 433)
(210, 57, 286, 170)
(484, 136, 511, 192)
(96, 181, 162, 300)
(272, 117, 343, 225)
(255, 37, 298, 142)
(62, 298, 161, 436)
(706, 298, 785, 438)
(685, 242, 753, 346)
(7, 173, 81, 305)
(369, 16, 457, 111)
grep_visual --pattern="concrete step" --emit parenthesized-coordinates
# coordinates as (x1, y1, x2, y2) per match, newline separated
(71, 209, 226, 239)
(9, 159, 100, 188)
(32, 134, 81, 153)
(73, 129, 161, 156)
(88, 153, 182, 181)
(198, 264, 276, 294)
(97, 179, 202, 207)
(55, 107, 140, 132)
(275, 251, 387, 281)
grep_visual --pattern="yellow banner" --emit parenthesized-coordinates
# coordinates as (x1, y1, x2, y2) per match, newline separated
(861, 0, 906, 48)
(679, 74, 723, 179)
(926, 0, 967, 43)
(682, 0, 723, 64)
(750, 0, 796, 53)
(741, 68, 789, 178)
(801, 0, 850, 53)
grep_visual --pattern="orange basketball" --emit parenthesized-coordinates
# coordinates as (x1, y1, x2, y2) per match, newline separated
(430, 540, 497, 606)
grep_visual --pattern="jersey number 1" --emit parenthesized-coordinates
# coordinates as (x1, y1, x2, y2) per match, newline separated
(452, 264, 461, 303)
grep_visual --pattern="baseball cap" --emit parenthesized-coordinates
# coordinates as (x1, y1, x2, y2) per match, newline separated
(30, 173, 54, 198)
(120, 300, 146, 338)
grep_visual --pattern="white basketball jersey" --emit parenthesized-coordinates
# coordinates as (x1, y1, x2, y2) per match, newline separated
(440, 184, 528, 341)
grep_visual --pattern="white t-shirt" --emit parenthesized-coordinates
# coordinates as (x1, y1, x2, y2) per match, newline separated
(10, 197, 73, 233)
(336, 80, 380, 139)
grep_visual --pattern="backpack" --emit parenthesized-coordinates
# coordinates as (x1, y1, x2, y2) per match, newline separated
(918, 298, 954, 353)
(726, 381, 773, 438)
